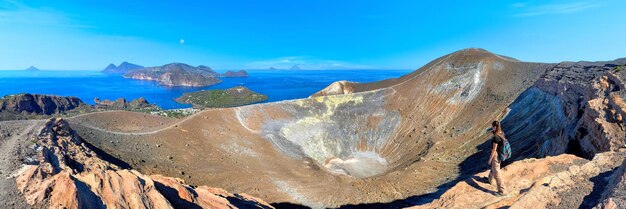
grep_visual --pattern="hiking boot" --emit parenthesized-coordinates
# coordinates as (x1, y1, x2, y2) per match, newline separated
(495, 191, 508, 197)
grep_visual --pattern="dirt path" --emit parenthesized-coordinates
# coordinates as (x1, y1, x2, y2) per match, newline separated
(0, 120, 41, 209)
(67, 110, 206, 135)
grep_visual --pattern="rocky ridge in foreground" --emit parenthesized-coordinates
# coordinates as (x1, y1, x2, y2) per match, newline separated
(409, 151, 626, 209)
(15, 118, 273, 209)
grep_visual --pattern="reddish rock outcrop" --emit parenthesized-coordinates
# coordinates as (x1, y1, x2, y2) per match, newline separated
(409, 152, 626, 209)
(15, 118, 273, 209)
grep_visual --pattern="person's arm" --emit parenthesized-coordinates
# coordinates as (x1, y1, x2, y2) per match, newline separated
(488, 142, 498, 165)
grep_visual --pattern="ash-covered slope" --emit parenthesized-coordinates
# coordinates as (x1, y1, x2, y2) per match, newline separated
(70, 48, 562, 207)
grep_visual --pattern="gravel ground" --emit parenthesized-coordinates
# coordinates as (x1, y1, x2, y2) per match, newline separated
(0, 120, 42, 208)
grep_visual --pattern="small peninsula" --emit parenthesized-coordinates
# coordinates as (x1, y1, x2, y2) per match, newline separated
(175, 86, 267, 108)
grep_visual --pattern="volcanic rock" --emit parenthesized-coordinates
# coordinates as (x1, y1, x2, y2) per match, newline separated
(0, 94, 85, 115)
(409, 152, 625, 209)
(310, 80, 357, 97)
(595, 154, 626, 209)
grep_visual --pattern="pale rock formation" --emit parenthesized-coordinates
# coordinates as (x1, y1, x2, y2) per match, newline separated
(310, 80, 357, 97)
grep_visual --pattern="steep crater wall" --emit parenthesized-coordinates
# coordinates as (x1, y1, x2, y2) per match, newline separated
(237, 89, 401, 178)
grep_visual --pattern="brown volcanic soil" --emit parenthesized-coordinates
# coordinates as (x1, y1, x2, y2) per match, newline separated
(68, 48, 559, 208)
(68, 111, 176, 133)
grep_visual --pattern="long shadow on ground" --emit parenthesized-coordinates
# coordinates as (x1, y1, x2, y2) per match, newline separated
(334, 139, 494, 209)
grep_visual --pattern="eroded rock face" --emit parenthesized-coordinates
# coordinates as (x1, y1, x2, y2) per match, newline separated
(0, 93, 85, 115)
(15, 118, 273, 209)
(502, 60, 626, 160)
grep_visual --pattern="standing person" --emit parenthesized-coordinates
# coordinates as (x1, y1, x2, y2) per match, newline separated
(489, 120, 507, 196)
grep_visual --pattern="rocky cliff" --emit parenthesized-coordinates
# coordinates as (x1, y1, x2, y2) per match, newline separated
(123, 63, 222, 87)
(0, 94, 86, 116)
(101, 62, 144, 74)
(15, 118, 273, 209)
(501, 59, 626, 160)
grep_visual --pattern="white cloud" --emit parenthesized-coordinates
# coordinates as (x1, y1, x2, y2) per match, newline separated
(179, 38, 185, 45)
(515, 2, 599, 17)
(246, 56, 373, 70)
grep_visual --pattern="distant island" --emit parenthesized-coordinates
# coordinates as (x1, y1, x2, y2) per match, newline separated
(102, 62, 144, 73)
(222, 70, 249, 77)
(175, 86, 267, 108)
(267, 65, 301, 70)
(123, 63, 248, 87)
(24, 66, 40, 71)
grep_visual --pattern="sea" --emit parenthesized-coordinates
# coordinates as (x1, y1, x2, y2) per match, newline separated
(0, 69, 411, 109)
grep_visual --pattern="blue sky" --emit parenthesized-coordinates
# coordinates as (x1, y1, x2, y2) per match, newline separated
(0, 0, 625, 70)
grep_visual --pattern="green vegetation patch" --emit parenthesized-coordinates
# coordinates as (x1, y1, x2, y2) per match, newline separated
(175, 86, 268, 108)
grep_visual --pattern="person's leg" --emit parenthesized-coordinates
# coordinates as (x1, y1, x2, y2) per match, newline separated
(493, 159, 506, 194)
(488, 161, 496, 185)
